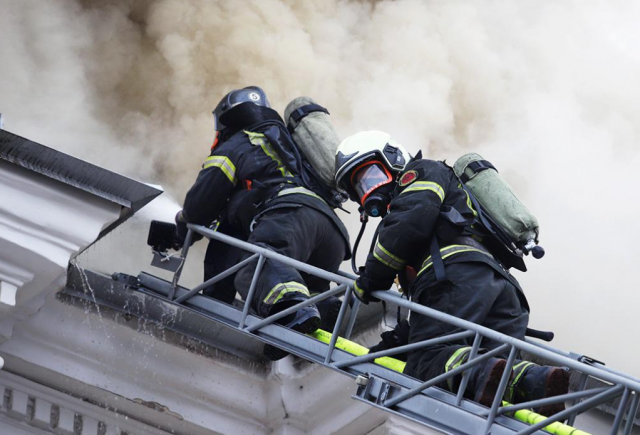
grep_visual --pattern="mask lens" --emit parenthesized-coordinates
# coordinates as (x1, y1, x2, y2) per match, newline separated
(351, 162, 393, 204)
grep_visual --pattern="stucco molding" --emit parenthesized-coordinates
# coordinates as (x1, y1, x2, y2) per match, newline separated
(0, 370, 174, 435)
(0, 161, 122, 341)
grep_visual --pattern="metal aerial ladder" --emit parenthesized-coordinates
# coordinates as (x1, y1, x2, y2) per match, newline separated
(135, 223, 640, 435)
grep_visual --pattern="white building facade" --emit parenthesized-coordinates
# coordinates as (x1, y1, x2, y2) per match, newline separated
(0, 130, 632, 435)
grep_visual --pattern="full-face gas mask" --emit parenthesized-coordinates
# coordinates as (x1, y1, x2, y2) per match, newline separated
(350, 161, 395, 218)
(334, 131, 411, 274)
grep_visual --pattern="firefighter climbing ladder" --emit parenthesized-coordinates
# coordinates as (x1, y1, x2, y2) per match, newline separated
(142, 224, 640, 435)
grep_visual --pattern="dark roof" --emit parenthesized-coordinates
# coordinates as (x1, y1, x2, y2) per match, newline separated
(0, 129, 162, 240)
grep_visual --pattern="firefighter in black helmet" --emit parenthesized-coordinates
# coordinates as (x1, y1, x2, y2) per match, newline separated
(175, 86, 350, 359)
(335, 131, 569, 416)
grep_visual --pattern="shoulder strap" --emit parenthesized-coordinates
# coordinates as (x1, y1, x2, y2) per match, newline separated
(460, 181, 513, 249)
(260, 123, 344, 208)
(429, 236, 447, 282)
(456, 175, 527, 271)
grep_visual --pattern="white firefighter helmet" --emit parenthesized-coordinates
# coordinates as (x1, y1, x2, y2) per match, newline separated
(335, 131, 410, 202)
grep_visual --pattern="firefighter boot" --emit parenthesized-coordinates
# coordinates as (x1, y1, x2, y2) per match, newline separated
(263, 299, 321, 361)
(506, 362, 570, 417)
(316, 295, 343, 331)
(465, 358, 508, 407)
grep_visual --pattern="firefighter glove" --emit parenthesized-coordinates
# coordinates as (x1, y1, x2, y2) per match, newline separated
(174, 211, 188, 250)
(353, 279, 369, 305)
(353, 272, 380, 305)
(174, 210, 204, 250)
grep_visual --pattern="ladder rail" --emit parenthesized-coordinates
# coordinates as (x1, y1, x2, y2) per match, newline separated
(624, 394, 640, 435)
(325, 285, 354, 363)
(493, 387, 610, 416)
(384, 344, 510, 408)
(456, 332, 482, 406)
(515, 386, 625, 435)
(246, 283, 348, 332)
(173, 224, 640, 433)
(527, 336, 640, 389)
(485, 346, 519, 432)
(333, 330, 474, 369)
(127, 275, 538, 434)
(239, 253, 265, 328)
(375, 289, 640, 393)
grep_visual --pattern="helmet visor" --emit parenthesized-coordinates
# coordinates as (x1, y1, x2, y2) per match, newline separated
(213, 112, 222, 132)
(350, 161, 393, 205)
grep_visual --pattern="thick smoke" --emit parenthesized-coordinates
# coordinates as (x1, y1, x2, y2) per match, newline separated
(2, 0, 640, 374)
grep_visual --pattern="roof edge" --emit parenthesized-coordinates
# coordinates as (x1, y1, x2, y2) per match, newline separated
(0, 129, 162, 212)
(0, 129, 162, 241)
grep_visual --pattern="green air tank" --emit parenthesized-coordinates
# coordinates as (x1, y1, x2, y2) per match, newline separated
(453, 153, 540, 250)
(285, 97, 341, 189)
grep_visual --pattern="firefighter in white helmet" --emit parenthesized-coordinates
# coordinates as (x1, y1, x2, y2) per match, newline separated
(335, 131, 568, 415)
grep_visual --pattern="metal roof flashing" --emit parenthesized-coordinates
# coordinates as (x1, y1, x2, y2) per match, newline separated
(61, 266, 271, 369)
(0, 129, 162, 243)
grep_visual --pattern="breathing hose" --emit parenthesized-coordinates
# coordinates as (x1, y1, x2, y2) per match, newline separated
(351, 208, 368, 274)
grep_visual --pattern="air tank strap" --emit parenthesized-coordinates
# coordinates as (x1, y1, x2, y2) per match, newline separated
(287, 104, 330, 132)
(459, 160, 497, 183)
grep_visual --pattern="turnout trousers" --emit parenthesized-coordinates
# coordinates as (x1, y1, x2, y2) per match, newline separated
(202, 217, 245, 304)
(234, 205, 346, 317)
(403, 261, 529, 386)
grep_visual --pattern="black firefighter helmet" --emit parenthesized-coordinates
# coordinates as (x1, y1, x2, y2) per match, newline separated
(212, 86, 271, 131)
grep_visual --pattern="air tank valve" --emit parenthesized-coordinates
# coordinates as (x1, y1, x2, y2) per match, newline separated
(523, 239, 545, 259)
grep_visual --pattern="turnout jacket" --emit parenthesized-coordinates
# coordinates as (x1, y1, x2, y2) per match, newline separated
(182, 120, 350, 256)
(360, 159, 527, 305)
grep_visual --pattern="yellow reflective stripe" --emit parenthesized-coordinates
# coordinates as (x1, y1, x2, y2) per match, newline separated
(245, 130, 293, 178)
(203, 156, 237, 184)
(373, 251, 395, 269)
(445, 346, 471, 390)
(245, 131, 267, 142)
(417, 244, 492, 276)
(505, 361, 536, 403)
(446, 346, 471, 372)
(377, 242, 405, 264)
(373, 241, 407, 271)
(263, 281, 310, 305)
(400, 181, 445, 202)
(354, 281, 366, 300)
(278, 186, 326, 204)
(459, 184, 478, 217)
